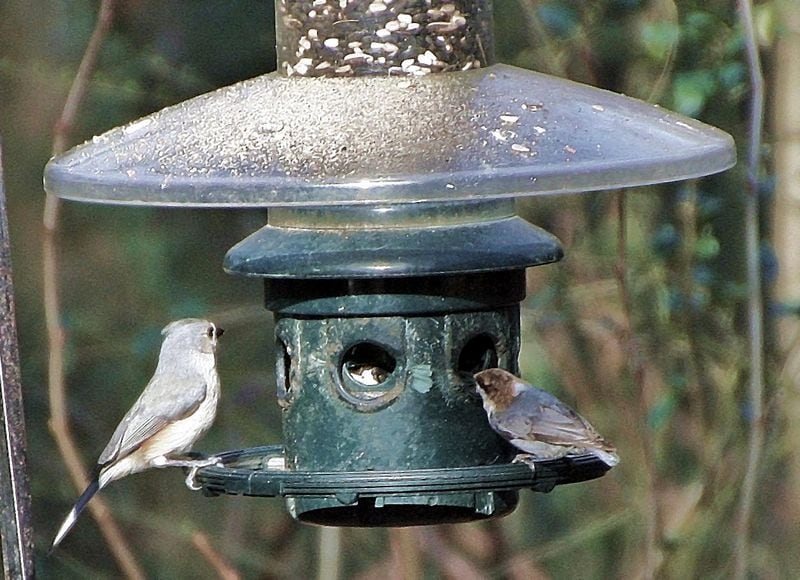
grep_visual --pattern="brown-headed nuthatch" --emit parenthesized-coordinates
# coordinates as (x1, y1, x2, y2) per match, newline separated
(474, 368, 618, 469)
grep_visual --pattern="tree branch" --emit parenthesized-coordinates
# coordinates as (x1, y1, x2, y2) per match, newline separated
(44, 2, 145, 578)
(317, 526, 342, 580)
(733, 0, 766, 578)
(614, 191, 662, 577)
(191, 531, 240, 580)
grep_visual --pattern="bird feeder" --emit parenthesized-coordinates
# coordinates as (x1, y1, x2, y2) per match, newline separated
(44, 0, 735, 526)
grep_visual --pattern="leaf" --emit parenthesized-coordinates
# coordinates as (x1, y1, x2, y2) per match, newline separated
(640, 22, 680, 61)
(648, 393, 677, 430)
(694, 227, 720, 260)
(672, 71, 717, 116)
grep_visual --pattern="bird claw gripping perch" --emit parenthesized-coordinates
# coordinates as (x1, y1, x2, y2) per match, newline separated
(511, 454, 537, 472)
(184, 456, 224, 491)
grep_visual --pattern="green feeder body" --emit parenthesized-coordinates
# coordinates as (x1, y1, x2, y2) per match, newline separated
(273, 298, 525, 524)
(43, 0, 736, 527)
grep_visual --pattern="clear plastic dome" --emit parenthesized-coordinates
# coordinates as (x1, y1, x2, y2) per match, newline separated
(44, 63, 735, 207)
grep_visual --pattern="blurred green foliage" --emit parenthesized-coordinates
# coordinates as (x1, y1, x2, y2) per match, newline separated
(0, 0, 794, 578)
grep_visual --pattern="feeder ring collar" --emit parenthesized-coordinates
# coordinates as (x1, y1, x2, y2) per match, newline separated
(192, 446, 612, 499)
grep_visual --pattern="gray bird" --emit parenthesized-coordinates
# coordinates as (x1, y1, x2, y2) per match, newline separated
(52, 318, 224, 550)
(474, 368, 619, 469)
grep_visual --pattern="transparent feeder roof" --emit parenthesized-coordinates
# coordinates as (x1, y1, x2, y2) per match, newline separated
(44, 64, 735, 207)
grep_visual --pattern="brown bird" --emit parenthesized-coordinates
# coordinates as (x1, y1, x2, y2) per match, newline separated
(474, 368, 619, 469)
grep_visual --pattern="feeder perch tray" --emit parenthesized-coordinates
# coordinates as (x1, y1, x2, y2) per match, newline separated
(194, 445, 610, 526)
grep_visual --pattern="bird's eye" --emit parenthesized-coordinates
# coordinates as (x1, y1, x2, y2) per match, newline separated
(206, 326, 215, 338)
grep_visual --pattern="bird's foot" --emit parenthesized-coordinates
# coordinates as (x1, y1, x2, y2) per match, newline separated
(183, 456, 224, 491)
(512, 454, 537, 472)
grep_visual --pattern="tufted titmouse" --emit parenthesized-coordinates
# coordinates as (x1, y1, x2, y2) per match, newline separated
(474, 368, 619, 469)
(51, 318, 224, 550)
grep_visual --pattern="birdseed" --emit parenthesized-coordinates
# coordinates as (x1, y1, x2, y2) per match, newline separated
(276, 0, 494, 77)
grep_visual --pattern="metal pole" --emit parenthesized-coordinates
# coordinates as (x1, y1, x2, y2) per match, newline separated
(0, 139, 35, 578)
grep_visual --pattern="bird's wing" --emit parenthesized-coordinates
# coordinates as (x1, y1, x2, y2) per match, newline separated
(98, 373, 208, 466)
(493, 388, 608, 449)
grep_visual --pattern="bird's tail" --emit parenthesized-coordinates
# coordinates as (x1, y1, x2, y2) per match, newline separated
(591, 448, 620, 467)
(50, 474, 101, 552)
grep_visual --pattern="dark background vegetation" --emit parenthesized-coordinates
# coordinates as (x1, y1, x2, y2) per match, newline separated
(1, 0, 796, 577)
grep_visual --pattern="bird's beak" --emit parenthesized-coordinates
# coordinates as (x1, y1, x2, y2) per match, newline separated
(455, 371, 481, 396)
(456, 371, 476, 385)
(214, 327, 224, 339)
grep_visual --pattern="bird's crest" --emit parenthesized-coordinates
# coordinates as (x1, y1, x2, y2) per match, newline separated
(161, 318, 208, 336)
